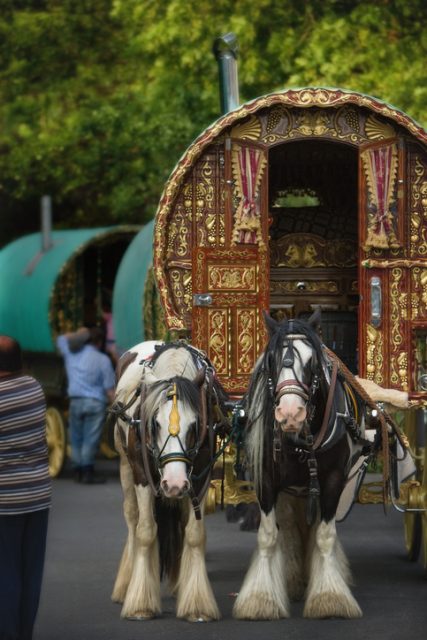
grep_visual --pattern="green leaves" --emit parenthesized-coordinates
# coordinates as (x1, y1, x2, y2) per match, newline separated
(1, 0, 426, 245)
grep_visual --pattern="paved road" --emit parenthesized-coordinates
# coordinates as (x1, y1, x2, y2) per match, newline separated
(35, 462, 427, 640)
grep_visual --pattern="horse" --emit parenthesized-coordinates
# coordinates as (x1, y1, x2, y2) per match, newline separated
(233, 309, 371, 620)
(110, 340, 228, 622)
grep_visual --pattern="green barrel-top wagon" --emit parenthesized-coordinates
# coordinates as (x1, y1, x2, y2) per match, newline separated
(0, 223, 157, 477)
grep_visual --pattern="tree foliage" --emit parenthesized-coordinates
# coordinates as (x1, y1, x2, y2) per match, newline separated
(1, 0, 426, 245)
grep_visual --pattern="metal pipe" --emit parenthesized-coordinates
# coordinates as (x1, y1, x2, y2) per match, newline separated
(41, 195, 52, 252)
(213, 33, 239, 114)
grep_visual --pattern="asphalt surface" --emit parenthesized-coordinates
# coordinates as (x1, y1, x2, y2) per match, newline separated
(35, 461, 427, 640)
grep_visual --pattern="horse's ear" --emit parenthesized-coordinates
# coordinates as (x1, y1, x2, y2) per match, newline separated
(143, 368, 158, 386)
(262, 310, 281, 337)
(307, 307, 322, 333)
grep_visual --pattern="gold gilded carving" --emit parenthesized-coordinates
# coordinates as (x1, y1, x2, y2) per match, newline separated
(365, 114, 396, 140)
(167, 209, 190, 259)
(197, 156, 217, 246)
(390, 267, 408, 389)
(170, 269, 192, 315)
(410, 158, 427, 256)
(208, 309, 228, 375)
(271, 233, 357, 268)
(362, 258, 427, 268)
(412, 267, 427, 319)
(270, 281, 338, 294)
(230, 115, 262, 140)
(236, 309, 256, 374)
(209, 444, 256, 507)
(208, 265, 256, 291)
(154, 88, 427, 331)
(397, 351, 409, 390)
(358, 482, 384, 504)
(213, 293, 258, 306)
(295, 110, 331, 137)
(366, 324, 384, 384)
(390, 267, 403, 349)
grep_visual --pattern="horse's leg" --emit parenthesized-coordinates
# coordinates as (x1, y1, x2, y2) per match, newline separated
(304, 465, 362, 619)
(176, 499, 220, 622)
(276, 492, 308, 601)
(233, 498, 289, 620)
(111, 431, 138, 603)
(121, 484, 161, 619)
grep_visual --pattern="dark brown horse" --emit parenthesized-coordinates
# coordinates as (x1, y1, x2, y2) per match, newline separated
(233, 310, 369, 620)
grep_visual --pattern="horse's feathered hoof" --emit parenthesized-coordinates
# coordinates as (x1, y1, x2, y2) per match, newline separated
(304, 592, 362, 619)
(233, 594, 289, 620)
(186, 614, 216, 622)
(124, 611, 157, 621)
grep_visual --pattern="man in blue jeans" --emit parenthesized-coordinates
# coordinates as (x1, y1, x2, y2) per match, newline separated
(57, 326, 115, 484)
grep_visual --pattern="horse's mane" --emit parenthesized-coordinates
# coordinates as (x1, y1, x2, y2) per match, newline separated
(143, 343, 201, 426)
(144, 376, 201, 427)
(246, 317, 326, 492)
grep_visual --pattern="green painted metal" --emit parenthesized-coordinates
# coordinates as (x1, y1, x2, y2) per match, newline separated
(112, 219, 154, 352)
(0, 227, 137, 353)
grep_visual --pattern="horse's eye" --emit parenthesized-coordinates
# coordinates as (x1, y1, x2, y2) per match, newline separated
(303, 361, 312, 384)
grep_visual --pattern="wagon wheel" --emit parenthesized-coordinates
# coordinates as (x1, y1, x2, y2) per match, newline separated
(46, 406, 66, 478)
(402, 409, 427, 567)
(421, 443, 427, 569)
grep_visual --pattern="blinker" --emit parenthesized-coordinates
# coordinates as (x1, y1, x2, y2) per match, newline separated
(282, 344, 294, 368)
(167, 383, 180, 436)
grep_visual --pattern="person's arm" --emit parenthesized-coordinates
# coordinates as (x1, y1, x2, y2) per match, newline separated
(106, 388, 115, 404)
(57, 327, 90, 354)
(101, 356, 116, 404)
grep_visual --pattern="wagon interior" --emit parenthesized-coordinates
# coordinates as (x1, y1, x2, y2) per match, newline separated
(268, 139, 359, 373)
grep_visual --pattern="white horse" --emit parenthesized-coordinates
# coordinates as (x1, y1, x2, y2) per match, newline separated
(233, 311, 369, 620)
(111, 341, 225, 621)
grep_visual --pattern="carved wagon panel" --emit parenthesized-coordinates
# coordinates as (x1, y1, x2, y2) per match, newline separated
(192, 247, 269, 393)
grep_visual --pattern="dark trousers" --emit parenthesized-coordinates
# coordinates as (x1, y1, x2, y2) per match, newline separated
(0, 509, 49, 640)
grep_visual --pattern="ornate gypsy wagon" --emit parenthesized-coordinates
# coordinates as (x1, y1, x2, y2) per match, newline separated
(153, 78, 427, 563)
(0, 223, 152, 475)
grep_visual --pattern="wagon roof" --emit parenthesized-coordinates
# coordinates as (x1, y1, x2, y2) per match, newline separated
(155, 86, 427, 218)
(112, 219, 154, 352)
(0, 226, 139, 353)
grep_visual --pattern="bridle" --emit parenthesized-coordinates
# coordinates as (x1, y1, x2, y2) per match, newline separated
(274, 334, 320, 417)
(144, 378, 208, 472)
(269, 329, 341, 525)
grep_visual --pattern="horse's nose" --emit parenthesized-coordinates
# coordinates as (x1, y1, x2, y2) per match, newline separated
(275, 403, 307, 427)
(161, 478, 190, 498)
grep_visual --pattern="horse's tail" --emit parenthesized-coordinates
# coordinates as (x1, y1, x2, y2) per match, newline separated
(155, 498, 184, 584)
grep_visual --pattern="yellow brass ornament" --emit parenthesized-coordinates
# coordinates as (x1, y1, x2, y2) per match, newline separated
(168, 384, 180, 436)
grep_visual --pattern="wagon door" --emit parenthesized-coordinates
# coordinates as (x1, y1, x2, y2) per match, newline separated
(192, 138, 269, 395)
(358, 137, 409, 390)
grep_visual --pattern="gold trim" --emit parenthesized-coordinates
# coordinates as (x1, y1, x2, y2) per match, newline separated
(362, 258, 427, 268)
(365, 114, 396, 140)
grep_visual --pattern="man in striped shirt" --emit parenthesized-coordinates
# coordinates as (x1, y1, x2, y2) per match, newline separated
(56, 326, 115, 484)
(0, 335, 51, 640)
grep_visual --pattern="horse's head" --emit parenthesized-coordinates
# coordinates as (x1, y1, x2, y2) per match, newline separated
(264, 309, 323, 437)
(143, 345, 206, 499)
